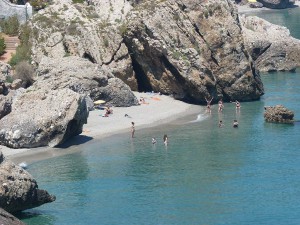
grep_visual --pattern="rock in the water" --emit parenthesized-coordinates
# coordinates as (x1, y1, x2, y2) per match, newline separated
(257, 0, 295, 9)
(0, 88, 88, 148)
(241, 15, 300, 72)
(264, 105, 294, 123)
(0, 208, 26, 225)
(0, 152, 56, 213)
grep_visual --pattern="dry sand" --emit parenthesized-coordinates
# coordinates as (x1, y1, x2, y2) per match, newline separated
(0, 92, 203, 163)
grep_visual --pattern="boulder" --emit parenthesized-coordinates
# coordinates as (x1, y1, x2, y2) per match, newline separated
(0, 88, 88, 148)
(0, 152, 56, 213)
(240, 15, 300, 72)
(36, 56, 139, 107)
(257, 0, 295, 9)
(0, 208, 26, 225)
(10, 79, 24, 90)
(264, 105, 294, 123)
(0, 62, 11, 81)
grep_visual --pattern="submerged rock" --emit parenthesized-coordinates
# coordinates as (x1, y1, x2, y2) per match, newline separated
(264, 105, 294, 123)
(0, 88, 88, 148)
(0, 151, 56, 213)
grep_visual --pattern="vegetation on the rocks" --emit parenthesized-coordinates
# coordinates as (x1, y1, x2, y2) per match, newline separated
(14, 61, 35, 87)
(0, 36, 6, 56)
(9, 24, 32, 67)
(72, 0, 85, 4)
(0, 15, 20, 36)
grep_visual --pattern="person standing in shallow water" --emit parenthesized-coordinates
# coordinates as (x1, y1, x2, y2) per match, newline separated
(163, 134, 168, 145)
(131, 122, 135, 138)
(205, 96, 213, 113)
(218, 99, 224, 112)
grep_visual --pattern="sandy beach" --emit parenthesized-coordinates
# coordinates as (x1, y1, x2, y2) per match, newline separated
(0, 92, 202, 163)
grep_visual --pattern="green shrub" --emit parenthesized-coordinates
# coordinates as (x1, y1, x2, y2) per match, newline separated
(0, 36, 6, 55)
(14, 61, 35, 87)
(72, 0, 85, 3)
(0, 15, 20, 36)
(9, 24, 32, 67)
(29, 0, 50, 10)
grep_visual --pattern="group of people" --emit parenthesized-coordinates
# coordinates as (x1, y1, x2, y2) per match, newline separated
(205, 96, 240, 128)
(131, 121, 168, 145)
(205, 97, 241, 113)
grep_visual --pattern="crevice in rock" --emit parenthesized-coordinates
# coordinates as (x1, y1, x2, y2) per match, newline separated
(102, 40, 124, 65)
(131, 56, 153, 92)
(83, 52, 96, 63)
(160, 55, 186, 87)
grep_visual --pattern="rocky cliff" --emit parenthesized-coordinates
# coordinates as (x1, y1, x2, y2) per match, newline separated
(240, 15, 300, 72)
(0, 151, 56, 212)
(29, 0, 264, 104)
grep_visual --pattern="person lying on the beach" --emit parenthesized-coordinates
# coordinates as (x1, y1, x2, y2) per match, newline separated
(139, 97, 149, 104)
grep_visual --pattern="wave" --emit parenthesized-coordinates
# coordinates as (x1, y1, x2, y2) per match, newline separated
(189, 112, 208, 123)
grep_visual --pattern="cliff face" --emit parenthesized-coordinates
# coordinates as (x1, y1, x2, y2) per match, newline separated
(29, 0, 264, 104)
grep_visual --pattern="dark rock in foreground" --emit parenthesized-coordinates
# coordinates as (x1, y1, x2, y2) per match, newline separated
(264, 105, 294, 123)
(0, 151, 56, 213)
(0, 88, 88, 148)
(0, 208, 26, 225)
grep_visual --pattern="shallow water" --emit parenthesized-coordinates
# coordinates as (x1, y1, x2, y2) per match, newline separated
(18, 70, 300, 225)
(19, 8, 300, 225)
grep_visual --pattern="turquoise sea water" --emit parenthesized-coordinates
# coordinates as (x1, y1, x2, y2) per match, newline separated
(19, 9, 300, 225)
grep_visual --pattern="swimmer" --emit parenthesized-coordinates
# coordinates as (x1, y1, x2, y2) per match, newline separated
(152, 138, 157, 144)
(232, 100, 241, 111)
(218, 120, 224, 128)
(233, 119, 238, 128)
(131, 122, 135, 138)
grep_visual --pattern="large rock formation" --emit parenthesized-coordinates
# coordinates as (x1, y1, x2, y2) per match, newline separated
(0, 88, 88, 148)
(0, 208, 26, 225)
(36, 56, 139, 107)
(29, 0, 264, 104)
(0, 151, 56, 213)
(240, 15, 300, 72)
(264, 105, 294, 123)
(257, 0, 295, 9)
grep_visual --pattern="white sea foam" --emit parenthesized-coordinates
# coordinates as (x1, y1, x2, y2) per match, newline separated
(189, 113, 208, 123)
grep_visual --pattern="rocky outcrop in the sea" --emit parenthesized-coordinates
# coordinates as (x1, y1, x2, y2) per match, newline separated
(29, 0, 264, 104)
(264, 105, 294, 123)
(257, 0, 295, 9)
(36, 56, 139, 107)
(0, 151, 56, 212)
(0, 208, 26, 225)
(240, 15, 300, 72)
(0, 88, 88, 148)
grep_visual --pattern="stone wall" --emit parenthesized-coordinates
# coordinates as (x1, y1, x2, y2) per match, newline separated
(0, 0, 32, 24)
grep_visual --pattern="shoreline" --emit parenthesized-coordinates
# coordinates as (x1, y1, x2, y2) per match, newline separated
(1, 92, 203, 164)
(237, 1, 300, 14)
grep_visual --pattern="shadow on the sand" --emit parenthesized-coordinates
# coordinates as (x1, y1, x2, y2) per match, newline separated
(57, 135, 93, 149)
